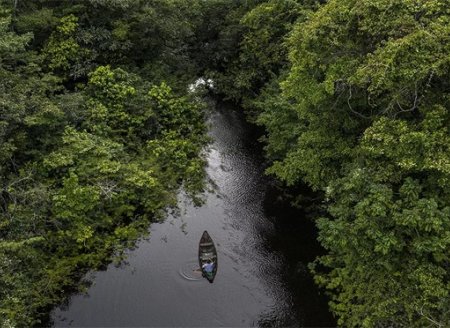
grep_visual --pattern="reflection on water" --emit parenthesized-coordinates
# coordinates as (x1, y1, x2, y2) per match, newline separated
(51, 101, 335, 327)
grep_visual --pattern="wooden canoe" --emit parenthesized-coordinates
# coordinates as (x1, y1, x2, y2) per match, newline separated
(198, 231, 218, 283)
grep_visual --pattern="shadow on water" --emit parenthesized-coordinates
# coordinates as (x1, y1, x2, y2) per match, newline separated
(257, 183, 335, 327)
(50, 100, 335, 327)
(211, 101, 335, 327)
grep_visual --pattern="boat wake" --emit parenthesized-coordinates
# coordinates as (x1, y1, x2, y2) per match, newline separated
(179, 259, 203, 281)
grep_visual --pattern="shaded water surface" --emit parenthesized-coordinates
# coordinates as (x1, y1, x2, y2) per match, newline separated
(52, 102, 335, 327)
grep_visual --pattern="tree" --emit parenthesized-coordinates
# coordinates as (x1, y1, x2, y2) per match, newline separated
(273, 0, 449, 326)
(0, 2, 208, 325)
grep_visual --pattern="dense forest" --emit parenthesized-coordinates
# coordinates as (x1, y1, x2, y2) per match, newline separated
(1, 0, 449, 327)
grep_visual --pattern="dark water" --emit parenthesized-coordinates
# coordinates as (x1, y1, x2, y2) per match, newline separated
(51, 102, 335, 327)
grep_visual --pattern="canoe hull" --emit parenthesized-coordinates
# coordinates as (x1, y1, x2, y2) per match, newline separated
(198, 231, 218, 283)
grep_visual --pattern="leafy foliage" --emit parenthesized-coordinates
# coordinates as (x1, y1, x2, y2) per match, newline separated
(0, 2, 207, 326)
(210, 0, 450, 326)
(1, 0, 449, 326)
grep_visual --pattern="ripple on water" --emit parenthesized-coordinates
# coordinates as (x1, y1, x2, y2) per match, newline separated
(179, 259, 203, 282)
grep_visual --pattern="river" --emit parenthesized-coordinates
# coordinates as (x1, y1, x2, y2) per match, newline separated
(51, 101, 335, 327)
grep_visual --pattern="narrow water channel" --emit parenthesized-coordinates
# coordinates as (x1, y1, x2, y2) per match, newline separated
(51, 101, 335, 327)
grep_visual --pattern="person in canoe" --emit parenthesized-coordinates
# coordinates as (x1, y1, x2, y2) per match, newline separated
(202, 259, 215, 274)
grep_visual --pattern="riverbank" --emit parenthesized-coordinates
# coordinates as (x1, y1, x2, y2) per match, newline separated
(51, 100, 335, 327)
